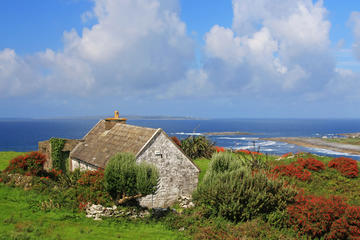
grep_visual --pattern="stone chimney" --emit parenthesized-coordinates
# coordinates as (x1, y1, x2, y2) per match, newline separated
(105, 111, 127, 130)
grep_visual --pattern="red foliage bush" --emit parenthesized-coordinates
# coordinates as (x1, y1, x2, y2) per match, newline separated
(273, 164, 311, 181)
(77, 169, 104, 187)
(272, 157, 325, 181)
(76, 169, 111, 209)
(171, 136, 181, 147)
(214, 146, 225, 152)
(328, 157, 359, 178)
(297, 157, 325, 172)
(4, 151, 46, 176)
(235, 149, 263, 155)
(288, 193, 348, 238)
(288, 193, 360, 239)
(327, 206, 360, 240)
(281, 152, 293, 158)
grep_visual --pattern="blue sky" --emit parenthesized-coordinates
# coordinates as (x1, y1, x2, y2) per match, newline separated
(1, 0, 360, 118)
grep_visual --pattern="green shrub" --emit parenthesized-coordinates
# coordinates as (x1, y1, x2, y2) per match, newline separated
(180, 136, 214, 159)
(104, 153, 159, 204)
(194, 152, 296, 222)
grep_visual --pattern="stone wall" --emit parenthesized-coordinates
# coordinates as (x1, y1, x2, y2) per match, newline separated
(136, 131, 199, 208)
(38, 139, 81, 170)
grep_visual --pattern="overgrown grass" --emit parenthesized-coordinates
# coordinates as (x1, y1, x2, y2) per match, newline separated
(0, 151, 26, 171)
(0, 185, 185, 240)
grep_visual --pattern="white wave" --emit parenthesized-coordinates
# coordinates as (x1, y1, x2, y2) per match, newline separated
(175, 132, 202, 136)
(262, 148, 275, 152)
(258, 141, 277, 147)
(217, 137, 259, 140)
(308, 147, 360, 157)
(233, 146, 255, 150)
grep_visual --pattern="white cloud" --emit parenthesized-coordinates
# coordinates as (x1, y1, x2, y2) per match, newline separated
(0, 0, 193, 98)
(202, 0, 334, 95)
(349, 12, 360, 60)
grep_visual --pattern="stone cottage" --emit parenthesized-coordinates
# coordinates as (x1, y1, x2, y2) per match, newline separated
(41, 112, 199, 208)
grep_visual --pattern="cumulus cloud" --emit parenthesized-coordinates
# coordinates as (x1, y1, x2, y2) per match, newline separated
(0, 0, 193, 98)
(201, 0, 336, 97)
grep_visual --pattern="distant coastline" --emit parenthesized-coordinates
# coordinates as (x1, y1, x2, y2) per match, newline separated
(203, 131, 254, 136)
(264, 137, 360, 155)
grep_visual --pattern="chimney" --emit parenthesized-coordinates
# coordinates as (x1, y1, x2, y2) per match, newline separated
(105, 111, 127, 130)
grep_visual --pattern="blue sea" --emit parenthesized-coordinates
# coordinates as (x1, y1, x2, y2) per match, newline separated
(1, 118, 360, 160)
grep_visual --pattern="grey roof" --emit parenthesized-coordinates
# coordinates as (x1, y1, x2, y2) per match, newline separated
(70, 120, 158, 168)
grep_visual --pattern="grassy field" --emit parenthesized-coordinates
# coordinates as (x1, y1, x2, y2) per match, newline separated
(0, 151, 25, 170)
(0, 185, 185, 240)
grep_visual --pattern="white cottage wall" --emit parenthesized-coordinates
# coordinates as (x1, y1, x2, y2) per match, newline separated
(136, 131, 199, 208)
(71, 158, 98, 171)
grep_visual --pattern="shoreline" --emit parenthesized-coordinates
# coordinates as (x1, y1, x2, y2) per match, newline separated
(203, 131, 253, 136)
(264, 137, 360, 155)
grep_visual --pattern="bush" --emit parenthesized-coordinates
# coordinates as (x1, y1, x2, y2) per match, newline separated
(76, 169, 112, 209)
(272, 157, 325, 181)
(327, 206, 360, 240)
(288, 192, 360, 239)
(104, 153, 159, 204)
(194, 152, 296, 222)
(180, 136, 214, 159)
(4, 152, 46, 176)
(297, 157, 325, 172)
(328, 157, 359, 178)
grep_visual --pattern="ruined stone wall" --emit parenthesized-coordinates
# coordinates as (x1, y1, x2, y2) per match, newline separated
(38, 139, 81, 171)
(137, 131, 199, 208)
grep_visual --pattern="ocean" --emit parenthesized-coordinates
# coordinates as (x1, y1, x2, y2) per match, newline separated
(1, 118, 360, 160)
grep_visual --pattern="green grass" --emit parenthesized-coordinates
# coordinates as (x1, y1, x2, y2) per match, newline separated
(0, 185, 185, 240)
(324, 137, 360, 145)
(0, 151, 25, 170)
(193, 158, 210, 183)
(0, 151, 186, 240)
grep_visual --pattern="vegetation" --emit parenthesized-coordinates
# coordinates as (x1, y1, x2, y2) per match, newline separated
(0, 151, 26, 170)
(4, 151, 47, 176)
(0, 185, 183, 240)
(104, 153, 159, 204)
(180, 136, 214, 159)
(194, 152, 297, 222)
(50, 138, 67, 171)
(1, 150, 360, 239)
(325, 137, 360, 145)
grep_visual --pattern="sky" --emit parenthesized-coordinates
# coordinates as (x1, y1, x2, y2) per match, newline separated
(1, 0, 360, 119)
